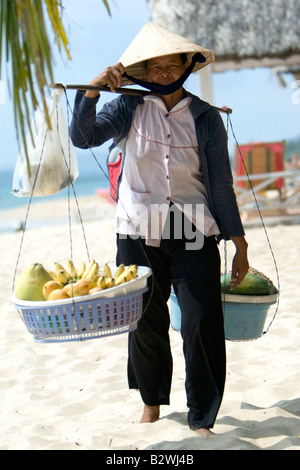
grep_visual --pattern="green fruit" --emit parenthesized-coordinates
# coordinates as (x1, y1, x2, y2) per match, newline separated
(16, 263, 53, 301)
(221, 272, 278, 296)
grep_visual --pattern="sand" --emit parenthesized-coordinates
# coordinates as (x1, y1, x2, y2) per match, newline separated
(0, 196, 299, 450)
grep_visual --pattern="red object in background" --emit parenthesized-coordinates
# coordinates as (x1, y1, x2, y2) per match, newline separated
(234, 141, 285, 191)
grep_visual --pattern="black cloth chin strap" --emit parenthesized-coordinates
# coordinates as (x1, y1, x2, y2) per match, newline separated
(122, 52, 206, 96)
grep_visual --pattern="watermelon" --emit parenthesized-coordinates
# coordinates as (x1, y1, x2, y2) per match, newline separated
(221, 270, 278, 296)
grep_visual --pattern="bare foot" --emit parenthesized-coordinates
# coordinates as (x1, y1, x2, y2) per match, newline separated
(140, 405, 160, 423)
(194, 428, 215, 438)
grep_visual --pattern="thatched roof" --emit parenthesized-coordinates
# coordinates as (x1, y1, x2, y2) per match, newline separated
(148, 0, 300, 72)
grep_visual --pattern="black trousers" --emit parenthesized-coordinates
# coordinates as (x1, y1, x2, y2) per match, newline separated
(116, 211, 226, 430)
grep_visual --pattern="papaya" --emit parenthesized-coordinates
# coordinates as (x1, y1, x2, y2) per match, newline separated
(221, 271, 278, 295)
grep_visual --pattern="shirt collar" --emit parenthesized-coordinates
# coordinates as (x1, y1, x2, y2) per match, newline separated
(144, 94, 192, 113)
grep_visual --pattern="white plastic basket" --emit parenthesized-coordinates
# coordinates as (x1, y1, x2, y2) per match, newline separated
(13, 266, 152, 343)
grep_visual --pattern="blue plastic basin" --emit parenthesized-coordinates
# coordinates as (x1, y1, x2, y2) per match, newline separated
(169, 291, 278, 341)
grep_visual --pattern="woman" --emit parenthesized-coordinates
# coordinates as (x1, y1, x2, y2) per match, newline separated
(70, 23, 249, 437)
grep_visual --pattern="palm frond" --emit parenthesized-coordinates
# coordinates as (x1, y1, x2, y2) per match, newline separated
(102, 0, 111, 16)
(0, 0, 111, 174)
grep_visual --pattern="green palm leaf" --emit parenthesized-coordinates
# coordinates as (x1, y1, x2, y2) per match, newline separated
(0, 0, 111, 174)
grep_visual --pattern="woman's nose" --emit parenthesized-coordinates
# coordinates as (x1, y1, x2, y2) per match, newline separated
(159, 68, 171, 77)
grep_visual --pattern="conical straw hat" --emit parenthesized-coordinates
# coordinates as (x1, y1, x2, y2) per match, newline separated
(119, 23, 215, 86)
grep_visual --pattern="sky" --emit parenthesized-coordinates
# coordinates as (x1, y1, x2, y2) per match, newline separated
(0, 0, 299, 174)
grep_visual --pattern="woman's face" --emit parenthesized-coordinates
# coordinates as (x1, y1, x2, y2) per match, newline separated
(145, 54, 189, 85)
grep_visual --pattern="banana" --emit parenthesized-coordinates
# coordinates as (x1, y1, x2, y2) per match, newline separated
(115, 264, 138, 286)
(66, 259, 77, 278)
(114, 263, 125, 279)
(82, 259, 96, 279)
(129, 264, 138, 279)
(56, 269, 71, 285)
(97, 275, 107, 289)
(103, 263, 112, 278)
(76, 261, 86, 279)
(114, 275, 126, 286)
(115, 272, 133, 286)
(48, 270, 60, 283)
(87, 262, 100, 282)
(105, 277, 115, 289)
(54, 262, 71, 283)
(54, 262, 69, 274)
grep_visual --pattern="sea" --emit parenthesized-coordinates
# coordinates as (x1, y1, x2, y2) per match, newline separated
(0, 149, 111, 233)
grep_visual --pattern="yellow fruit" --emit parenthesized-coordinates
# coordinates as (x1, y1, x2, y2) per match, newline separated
(63, 284, 78, 297)
(43, 281, 63, 300)
(66, 279, 95, 297)
(86, 262, 100, 282)
(105, 277, 115, 289)
(78, 279, 97, 290)
(89, 287, 103, 294)
(114, 263, 125, 279)
(103, 263, 112, 278)
(66, 259, 77, 278)
(48, 289, 70, 301)
(15, 263, 53, 301)
(114, 276, 125, 286)
(54, 262, 71, 284)
(48, 270, 60, 282)
(115, 274, 132, 286)
(130, 264, 138, 279)
(54, 262, 70, 276)
(56, 270, 70, 285)
(115, 265, 138, 286)
(97, 276, 107, 289)
(62, 283, 74, 296)
(76, 261, 86, 279)
(123, 264, 137, 278)
(82, 260, 96, 279)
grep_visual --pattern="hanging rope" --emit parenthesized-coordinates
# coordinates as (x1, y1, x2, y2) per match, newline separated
(13, 87, 280, 342)
(62, 89, 156, 318)
(63, 88, 280, 340)
(12, 129, 48, 293)
(222, 113, 280, 340)
(12, 91, 91, 291)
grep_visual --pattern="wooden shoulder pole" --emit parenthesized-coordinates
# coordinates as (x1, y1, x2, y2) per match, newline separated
(49, 83, 232, 114)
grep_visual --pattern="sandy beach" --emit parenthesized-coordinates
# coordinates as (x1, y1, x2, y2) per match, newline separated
(0, 195, 299, 450)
